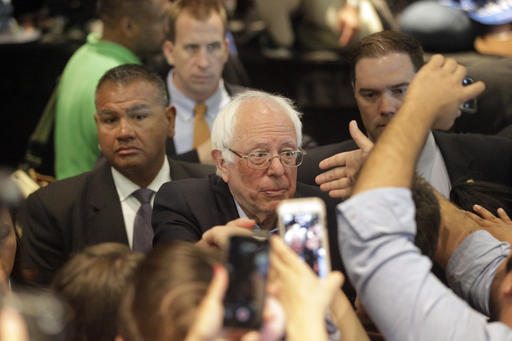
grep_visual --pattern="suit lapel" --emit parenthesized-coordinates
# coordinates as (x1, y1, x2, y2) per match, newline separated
(210, 175, 239, 221)
(169, 158, 189, 180)
(433, 131, 476, 183)
(85, 163, 129, 245)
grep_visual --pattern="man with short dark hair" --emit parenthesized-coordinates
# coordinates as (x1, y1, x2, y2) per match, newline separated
(55, 0, 171, 179)
(338, 53, 512, 339)
(299, 30, 512, 198)
(20, 65, 213, 285)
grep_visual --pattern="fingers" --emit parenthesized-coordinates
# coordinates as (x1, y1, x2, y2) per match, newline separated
(349, 120, 373, 152)
(270, 236, 311, 275)
(186, 265, 227, 341)
(461, 80, 486, 103)
(316, 166, 348, 185)
(199, 225, 254, 249)
(325, 271, 344, 295)
(465, 210, 486, 225)
(259, 296, 286, 341)
(205, 265, 228, 302)
(319, 176, 352, 192)
(318, 152, 347, 171)
(497, 208, 512, 223)
(473, 204, 499, 222)
(328, 187, 353, 199)
(227, 217, 256, 229)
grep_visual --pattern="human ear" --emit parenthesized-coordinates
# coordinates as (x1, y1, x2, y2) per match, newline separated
(212, 149, 229, 182)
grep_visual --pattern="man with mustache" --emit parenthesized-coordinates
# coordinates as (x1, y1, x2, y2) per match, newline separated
(19, 65, 213, 286)
(299, 30, 512, 198)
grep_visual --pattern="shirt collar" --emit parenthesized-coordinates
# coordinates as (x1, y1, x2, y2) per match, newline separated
(417, 131, 437, 176)
(111, 157, 171, 202)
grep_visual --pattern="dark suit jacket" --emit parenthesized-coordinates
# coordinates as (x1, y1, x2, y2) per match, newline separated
(299, 131, 512, 188)
(152, 174, 344, 273)
(166, 82, 246, 163)
(19, 159, 214, 285)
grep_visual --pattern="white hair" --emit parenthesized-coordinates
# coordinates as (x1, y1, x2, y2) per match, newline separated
(211, 90, 303, 163)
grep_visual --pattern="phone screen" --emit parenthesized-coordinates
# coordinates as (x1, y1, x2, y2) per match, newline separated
(281, 209, 329, 277)
(223, 236, 269, 329)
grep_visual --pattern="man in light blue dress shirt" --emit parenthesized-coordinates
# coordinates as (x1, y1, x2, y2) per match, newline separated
(162, 0, 231, 164)
(337, 54, 512, 339)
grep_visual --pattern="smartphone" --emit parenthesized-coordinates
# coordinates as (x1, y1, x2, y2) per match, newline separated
(223, 236, 269, 330)
(277, 197, 331, 277)
(460, 76, 477, 114)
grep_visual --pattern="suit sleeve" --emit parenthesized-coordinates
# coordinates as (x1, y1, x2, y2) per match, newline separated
(18, 191, 67, 286)
(152, 181, 204, 244)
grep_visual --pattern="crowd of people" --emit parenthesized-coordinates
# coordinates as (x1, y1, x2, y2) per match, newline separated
(2, 0, 512, 340)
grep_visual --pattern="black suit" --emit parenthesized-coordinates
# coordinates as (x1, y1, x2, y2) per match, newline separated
(152, 174, 356, 300)
(19, 159, 214, 285)
(299, 131, 512, 188)
(152, 174, 344, 273)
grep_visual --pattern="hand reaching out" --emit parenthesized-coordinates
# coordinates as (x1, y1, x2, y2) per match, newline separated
(196, 218, 255, 250)
(269, 236, 343, 341)
(185, 265, 285, 341)
(316, 121, 373, 198)
(466, 205, 512, 244)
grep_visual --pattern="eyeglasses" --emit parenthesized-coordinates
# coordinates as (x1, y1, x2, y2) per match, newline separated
(228, 148, 305, 169)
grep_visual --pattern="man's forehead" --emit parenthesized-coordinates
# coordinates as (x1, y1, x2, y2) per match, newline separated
(97, 81, 162, 108)
(354, 52, 416, 87)
(176, 9, 225, 34)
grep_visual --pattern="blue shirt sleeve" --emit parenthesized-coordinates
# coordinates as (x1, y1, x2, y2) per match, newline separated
(337, 188, 512, 341)
(447, 230, 510, 317)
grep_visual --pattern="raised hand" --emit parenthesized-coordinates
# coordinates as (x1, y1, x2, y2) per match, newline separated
(405, 55, 486, 130)
(269, 236, 343, 341)
(316, 121, 373, 198)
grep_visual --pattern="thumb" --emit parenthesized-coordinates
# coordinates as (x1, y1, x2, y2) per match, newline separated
(206, 265, 229, 302)
(349, 120, 373, 152)
(461, 80, 485, 104)
(323, 272, 344, 305)
(227, 217, 256, 229)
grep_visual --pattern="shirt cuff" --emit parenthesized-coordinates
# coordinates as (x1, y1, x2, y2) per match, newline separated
(447, 230, 510, 316)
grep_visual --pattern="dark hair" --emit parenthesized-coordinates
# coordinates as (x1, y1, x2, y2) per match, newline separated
(412, 176, 441, 260)
(450, 179, 512, 216)
(95, 64, 168, 107)
(119, 242, 222, 341)
(167, 0, 227, 42)
(96, 0, 153, 24)
(51, 243, 144, 341)
(349, 30, 425, 83)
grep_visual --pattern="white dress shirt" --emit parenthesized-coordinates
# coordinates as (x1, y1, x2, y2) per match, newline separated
(111, 158, 171, 248)
(167, 70, 231, 154)
(338, 188, 512, 340)
(417, 132, 451, 197)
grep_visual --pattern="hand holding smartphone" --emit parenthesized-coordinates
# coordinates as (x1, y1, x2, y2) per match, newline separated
(223, 236, 269, 330)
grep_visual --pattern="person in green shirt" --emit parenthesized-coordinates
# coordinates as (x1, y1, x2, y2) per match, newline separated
(54, 0, 170, 179)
